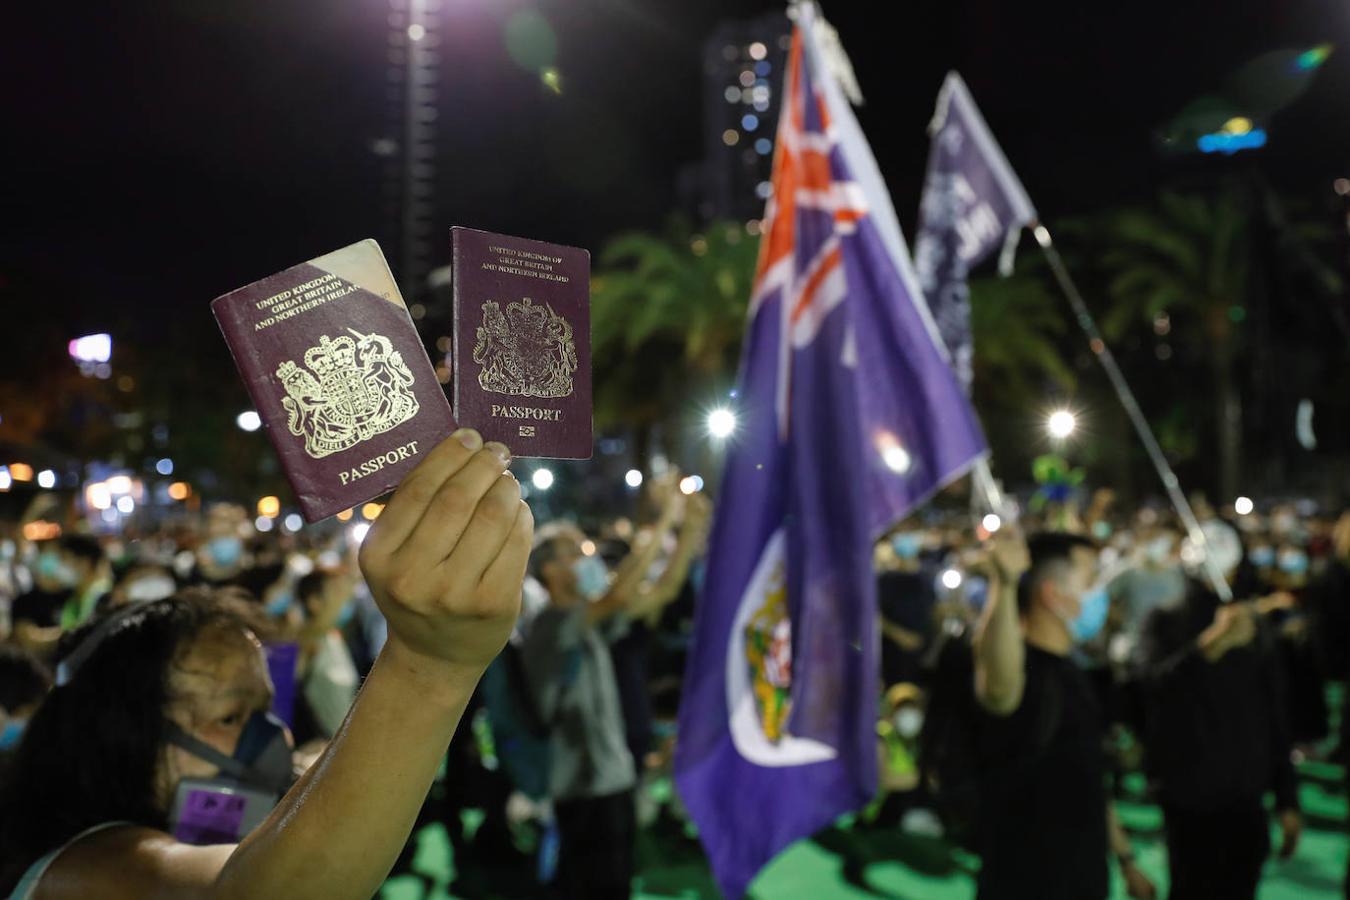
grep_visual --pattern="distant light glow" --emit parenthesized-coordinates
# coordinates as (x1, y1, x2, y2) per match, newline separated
(1222, 116, 1252, 135)
(755, 138, 773, 155)
(982, 513, 1003, 533)
(1234, 496, 1254, 516)
(349, 523, 371, 545)
(101, 508, 118, 524)
(724, 86, 740, 103)
(168, 482, 190, 501)
(8, 463, 32, 482)
(1296, 44, 1332, 71)
(68, 333, 112, 364)
(532, 469, 555, 491)
(283, 513, 303, 533)
(625, 469, 644, 488)
(255, 516, 274, 532)
(748, 41, 767, 60)
(741, 113, 759, 131)
(941, 569, 963, 590)
(362, 502, 384, 520)
(722, 129, 739, 146)
(257, 496, 281, 518)
(86, 482, 112, 510)
(1197, 128, 1267, 155)
(1047, 410, 1077, 439)
(407, 23, 425, 41)
(116, 496, 135, 514)
(679, 475, 705, 495)
(156, 458, 174, 476)
(707, 408, 737, 439)
(336, 509, 354, 522)
(106, 475, 132, 494)
(236, 411, 262, 432)
(0, 469, 11, 492)
(37, 469, 56, 489)
(581, 539, 597, 556)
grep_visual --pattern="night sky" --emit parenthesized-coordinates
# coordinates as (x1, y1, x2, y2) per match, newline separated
(3, 0, 1348, 371)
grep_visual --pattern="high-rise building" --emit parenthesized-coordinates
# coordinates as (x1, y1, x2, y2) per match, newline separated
(689, 12, 792, 225)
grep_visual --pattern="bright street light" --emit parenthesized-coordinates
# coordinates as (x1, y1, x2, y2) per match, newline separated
(707, 408, 737, 439)
(1047, 410, 1076, 440)
(237, 411, 262, 432)
(941, 569, 963, 590)
(982, 513, 1002, 533)
(532, 469, 555, 491)
(1234, 496, 1254, 516)
(625, 469, 643, 488)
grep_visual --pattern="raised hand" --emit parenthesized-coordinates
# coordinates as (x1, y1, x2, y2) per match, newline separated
(358, 429, 533, 677)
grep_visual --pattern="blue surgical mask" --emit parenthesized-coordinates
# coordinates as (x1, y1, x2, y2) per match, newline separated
(207, 537, 243, 569)
(1278, 550, 1309, 575)
(573, 555, 609, 600)
(0, 719, 26, 751)
(890, 533, 923, 561)
(1249, 546, 1275, 568)
(37, 551, 76, 588)
(265, 590, 293, 618)
(1070, 587, 1110, 643)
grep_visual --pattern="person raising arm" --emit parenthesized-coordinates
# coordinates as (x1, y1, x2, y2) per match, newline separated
(0, 429, 531, 900)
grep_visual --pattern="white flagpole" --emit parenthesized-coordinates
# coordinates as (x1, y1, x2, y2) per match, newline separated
(1032, 223, 1234, 602)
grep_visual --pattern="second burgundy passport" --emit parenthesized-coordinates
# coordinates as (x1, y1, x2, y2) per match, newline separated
(451, 227, 593, 459)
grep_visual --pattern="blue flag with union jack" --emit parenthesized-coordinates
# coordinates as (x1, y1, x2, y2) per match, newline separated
(673, 6, 988, 897)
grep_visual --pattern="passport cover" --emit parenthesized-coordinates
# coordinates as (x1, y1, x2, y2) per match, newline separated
(211, 239, 456, 521)
(451, 227, 592, 459)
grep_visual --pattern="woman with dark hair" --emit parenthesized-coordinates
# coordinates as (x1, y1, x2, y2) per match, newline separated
(0, 429, 531, 899)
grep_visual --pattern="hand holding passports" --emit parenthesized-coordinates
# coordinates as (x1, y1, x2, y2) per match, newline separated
(211, 232, 592, 522)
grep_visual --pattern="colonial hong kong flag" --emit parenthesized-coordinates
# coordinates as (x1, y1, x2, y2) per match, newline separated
(673, 5, 988, 897)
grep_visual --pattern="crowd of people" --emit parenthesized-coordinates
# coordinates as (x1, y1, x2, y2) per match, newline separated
(0, 431, 1346, 899)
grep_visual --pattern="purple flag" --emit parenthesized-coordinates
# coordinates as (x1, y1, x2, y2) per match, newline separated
(914, 72, 1037, 390)
(673, 9, 987, 897)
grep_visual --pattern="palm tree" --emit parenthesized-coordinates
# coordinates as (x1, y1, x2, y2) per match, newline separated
(591, 219, 759, 462)
(968, 270, 1077, 406)
(1096, 189, 1251, 499)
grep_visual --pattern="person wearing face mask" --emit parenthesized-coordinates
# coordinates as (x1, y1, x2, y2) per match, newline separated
(518, 519, 672, 899)
(10, 536, 110, 658)
(971, 531, 1154, 900)
(876, 529, 938, 687)
(0, 644, 52, 768)
(191, 531, 249, 588)
(0, 428, 533, 900)
(1131, 570, 1301, 898)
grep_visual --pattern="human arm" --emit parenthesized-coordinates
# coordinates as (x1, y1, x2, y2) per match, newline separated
(971, 531, 1029, 716)
(628, 492, 712, 626)
(46, 429, 532, 899)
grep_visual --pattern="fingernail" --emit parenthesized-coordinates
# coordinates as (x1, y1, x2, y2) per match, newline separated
(485, 442, 511, 465)
(454, 428, 482, 451)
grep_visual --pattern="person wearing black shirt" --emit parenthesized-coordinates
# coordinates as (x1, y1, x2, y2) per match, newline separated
(1133, 579, 1301, 899)
(971, 532, 1154, 900)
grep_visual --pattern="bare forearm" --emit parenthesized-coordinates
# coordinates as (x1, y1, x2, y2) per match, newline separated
(973, 577, 1024, 714)
(1107, 804, 1132, 857)
(216, 639, 478, 899)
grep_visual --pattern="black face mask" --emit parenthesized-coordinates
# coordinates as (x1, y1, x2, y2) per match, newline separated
(166, 711, 295, 845)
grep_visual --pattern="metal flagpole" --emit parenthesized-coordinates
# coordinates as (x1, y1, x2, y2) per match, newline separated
(1031, 222, 1234, 602)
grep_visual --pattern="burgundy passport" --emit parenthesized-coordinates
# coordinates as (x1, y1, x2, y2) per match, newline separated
(451, 227, 592, 459)
(211, 239, 456, 521)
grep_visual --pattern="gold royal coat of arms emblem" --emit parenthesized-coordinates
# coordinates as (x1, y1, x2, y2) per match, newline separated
(473, 297, 577, 399)
(276, 329, 419, 459)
